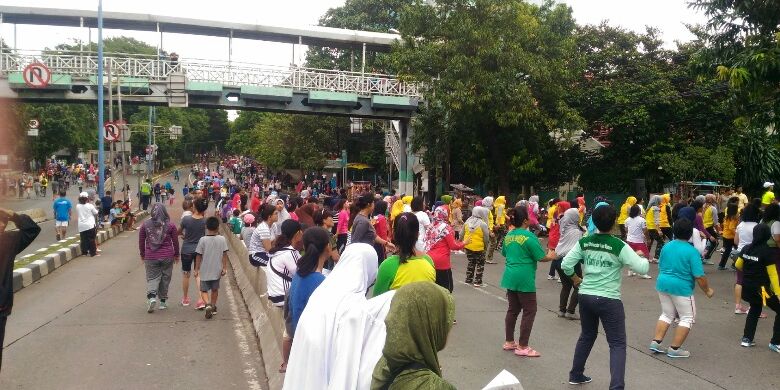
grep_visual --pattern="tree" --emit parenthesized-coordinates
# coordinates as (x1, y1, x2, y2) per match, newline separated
(690, 0, 780, 129)
(569, 24, 736, 192)
(394, 0, 583, 194)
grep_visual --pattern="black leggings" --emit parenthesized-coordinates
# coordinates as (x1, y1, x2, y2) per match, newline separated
(720, 238, 735, 268)
(556, 260, 582, 314)
(435, 269, 454, 293)
(742, 285, 780, 345)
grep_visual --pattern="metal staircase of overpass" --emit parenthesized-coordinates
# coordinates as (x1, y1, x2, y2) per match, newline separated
(0, 50, 422, 119)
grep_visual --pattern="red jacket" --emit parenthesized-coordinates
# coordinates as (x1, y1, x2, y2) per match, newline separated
(428, 232, 465, 270)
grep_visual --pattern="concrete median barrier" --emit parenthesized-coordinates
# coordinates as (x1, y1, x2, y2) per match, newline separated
(220, 224, 285, 389)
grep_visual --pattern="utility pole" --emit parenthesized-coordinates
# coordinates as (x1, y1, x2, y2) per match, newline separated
(147, 107, 154, 177)
(107, 61, 115, 196)
(117, 75, 128, 202)
(96, 0, 105, 196)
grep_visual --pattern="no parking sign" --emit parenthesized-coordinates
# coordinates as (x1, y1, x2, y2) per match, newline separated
(22, 62, 51, 88)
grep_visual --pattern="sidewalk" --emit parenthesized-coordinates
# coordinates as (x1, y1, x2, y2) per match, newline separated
(0, 202, 267, 390)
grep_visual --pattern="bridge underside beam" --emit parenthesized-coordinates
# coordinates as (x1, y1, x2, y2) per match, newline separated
(0, 81, 417, 120)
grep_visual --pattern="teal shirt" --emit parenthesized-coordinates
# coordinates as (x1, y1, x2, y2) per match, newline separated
(656, 240, 704, 297)
(500, 228, 546, 292)
(562, 233, 649, 300)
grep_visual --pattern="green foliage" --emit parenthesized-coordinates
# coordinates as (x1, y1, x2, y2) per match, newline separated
(395, 0, 583, 193)
(734, 129, 780, 193)
(657, 146, 735, 183)
(17, 103, 97, 161)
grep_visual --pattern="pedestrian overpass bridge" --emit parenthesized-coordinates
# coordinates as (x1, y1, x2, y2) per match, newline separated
(0, 50, 421, 119)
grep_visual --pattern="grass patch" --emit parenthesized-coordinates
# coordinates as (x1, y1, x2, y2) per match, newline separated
(14, 237, 79, 270)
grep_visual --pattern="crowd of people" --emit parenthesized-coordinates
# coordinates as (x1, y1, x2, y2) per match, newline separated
(129, 155, 780, 389)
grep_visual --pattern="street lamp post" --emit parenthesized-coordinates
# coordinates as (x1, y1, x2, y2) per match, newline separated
(96, 0, 105, 196)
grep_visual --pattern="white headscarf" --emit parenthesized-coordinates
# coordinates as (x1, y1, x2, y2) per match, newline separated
(283, 243, 395, 390)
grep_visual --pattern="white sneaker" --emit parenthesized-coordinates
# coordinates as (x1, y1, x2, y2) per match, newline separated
(627, 271, 636, 277)
(639, 274, 652, 279)
(147, 297, 157, 313)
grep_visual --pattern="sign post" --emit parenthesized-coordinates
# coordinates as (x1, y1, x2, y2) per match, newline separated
(103, 122, 119, 141)
(22, 63, 51, 88)
(27, 118, 40, 136)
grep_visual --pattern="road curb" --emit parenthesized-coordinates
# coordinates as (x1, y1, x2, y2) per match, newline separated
(12, 210, 150, 293)
(221, 224, 284, 389)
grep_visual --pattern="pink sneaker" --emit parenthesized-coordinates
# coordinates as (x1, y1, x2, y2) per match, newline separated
(735, 305, 749, 315)
(195, 300, 206, 310)
(181, 297, 191, 306)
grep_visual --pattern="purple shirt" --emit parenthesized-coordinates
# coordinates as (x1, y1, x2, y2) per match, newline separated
(139, 222, 180, 260)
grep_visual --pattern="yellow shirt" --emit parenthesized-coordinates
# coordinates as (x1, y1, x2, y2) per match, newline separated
(488, 210, 494, 231)
(703, 205, 715, 228)
(722, 217, 738, 239)
(547, 204, 557, 228)
(762, 191, 775, 205)
(659, 203, 670, 228)
(464, 224, 486, 252)
(389, 258, 436, 291)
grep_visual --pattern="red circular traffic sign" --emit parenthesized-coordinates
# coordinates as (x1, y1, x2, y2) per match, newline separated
(22, 62, 51, 88)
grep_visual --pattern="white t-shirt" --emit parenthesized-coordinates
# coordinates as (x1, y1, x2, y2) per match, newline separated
(625, 216, 646, 244)
(414, 211, 431, 252)
(690, 228, 706, 257)
(248, 221, 276, 254)
(266, 246, 300, 306)
(771, 221, 780, 236)
(736, 221, 758, 251)
(76, 203, 98, 232)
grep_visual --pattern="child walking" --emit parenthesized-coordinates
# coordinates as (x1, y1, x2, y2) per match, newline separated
(194, 217, 229, 319)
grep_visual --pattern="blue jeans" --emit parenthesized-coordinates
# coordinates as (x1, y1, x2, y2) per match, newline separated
(570, 294, 626, 390)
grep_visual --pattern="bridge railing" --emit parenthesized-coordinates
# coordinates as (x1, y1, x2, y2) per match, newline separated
(0, 50, 422, 97)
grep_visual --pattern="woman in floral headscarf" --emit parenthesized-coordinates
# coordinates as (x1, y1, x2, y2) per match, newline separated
(425, 206, 466, 293)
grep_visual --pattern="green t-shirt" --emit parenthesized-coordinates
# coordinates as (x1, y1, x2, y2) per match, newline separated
(561, 233, 649, 300)
(500, 228, 546, 292)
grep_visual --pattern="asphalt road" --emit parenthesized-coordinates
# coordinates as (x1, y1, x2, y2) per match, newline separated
(0, 195, 267, 390)
(440, 247, 780, 390)
(1, 171, 186, 258)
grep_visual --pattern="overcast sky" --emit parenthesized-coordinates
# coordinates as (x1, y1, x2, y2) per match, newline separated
(1, 0, 707, 67)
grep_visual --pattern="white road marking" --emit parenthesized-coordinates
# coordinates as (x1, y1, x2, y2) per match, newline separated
(457, 281, 508, 302)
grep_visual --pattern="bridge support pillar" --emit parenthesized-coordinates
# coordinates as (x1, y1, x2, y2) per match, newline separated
(398, 119, 415, 196)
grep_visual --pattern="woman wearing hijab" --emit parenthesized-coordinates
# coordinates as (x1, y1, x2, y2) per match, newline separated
(617, 196, 637, 240)
(546, 201, 569, 281)
(463, 206, 491, 287)
(577, 195, 587, 225)
(283, 243, 395, 390)
(646, 195, 665, 262)
(425, 206, 466, 293)
(295, 202, 318, 227)
(138, 203, 180, 312)
(373, 200, 390, 260)
(735, 224, 780, 351)
(678, 206, 706, 257)
(273, 198, 291, 236)
(451, 199, 464, 242)
(371, 282, 455, 390)
(586, 201, 609, 235)
(555, 208, 584, 319)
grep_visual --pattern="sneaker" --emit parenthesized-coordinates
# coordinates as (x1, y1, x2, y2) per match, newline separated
(769, 343, 780, 354)
(627, 270, 636, 277)
(212, 305, 217, 315)
(547, 275, 555, 280)
(565, 312, 580, 321)
(195, 300, 206, 310)
(485, 260, 497, 264)
(718, 266, 727, 271)
(639, 274, 652, 279)
(649, 340, 664, 353)
(147, 297, 157, 313)
(666, 347, 690, 358)
(741, 337, 756, 347)
(702, 260, 715, 265)
(569, 376, 592, 385)
(735, 306, 749, 315)
(205, 304, 214, 319)
(556, 278, 562, 283)
(181, 297, 190, 306)
(473, 283, 484, 287)
(558, 311, 567, 318)
(159, 301, 168, 310)
(56, 234, 61, 241)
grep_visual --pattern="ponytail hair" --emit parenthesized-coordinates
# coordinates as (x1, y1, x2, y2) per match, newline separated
(297, 227, 330, 277)
(507, 205, 529, 228)
(392, 212, 419, 263)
